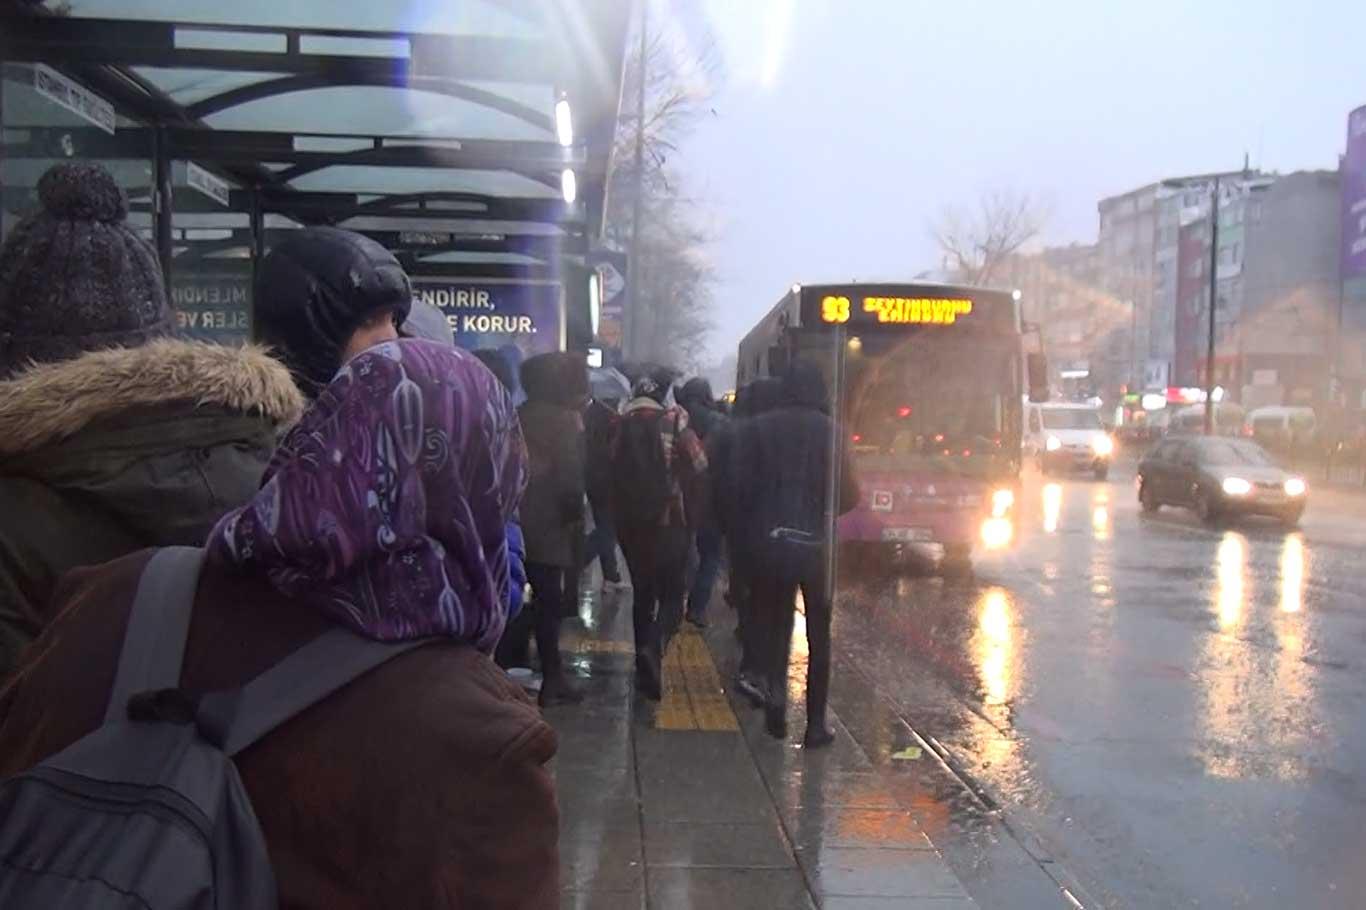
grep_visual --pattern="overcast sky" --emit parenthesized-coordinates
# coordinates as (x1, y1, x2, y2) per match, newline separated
(679, 0, 1366, 363)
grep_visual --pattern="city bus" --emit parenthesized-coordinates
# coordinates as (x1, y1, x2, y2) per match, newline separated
(736, 282, 1047, 573)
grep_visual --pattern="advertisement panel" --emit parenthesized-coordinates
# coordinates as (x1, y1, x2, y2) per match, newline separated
(1344, 104, 1366, 280)
(171, 273, 251, 344)
(412, 279, 565, 359)
(1173, 220, 1206, 387)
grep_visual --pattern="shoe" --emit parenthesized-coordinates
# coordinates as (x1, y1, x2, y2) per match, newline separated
(538, 673, 584, 707)
(735, 673, 767, 709)
(764, 704, 788, 740)
(802, 725, 836, 749)
(636, 652, 663, 701)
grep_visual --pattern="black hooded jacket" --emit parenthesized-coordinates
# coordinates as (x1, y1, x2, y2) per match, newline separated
(714, 364, 858, 562)
(677, 377, 725, 442)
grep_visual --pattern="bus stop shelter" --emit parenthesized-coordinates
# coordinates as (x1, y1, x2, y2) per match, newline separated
(1, 0, 631, 355)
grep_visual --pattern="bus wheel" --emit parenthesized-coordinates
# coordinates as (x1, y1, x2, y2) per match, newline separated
(941, 544, 973, 580)
(1139, 481, 1160, 513)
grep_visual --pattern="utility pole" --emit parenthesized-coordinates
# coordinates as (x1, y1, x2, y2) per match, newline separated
(1204, 174, 1221, 436)
(624, 0, 648, 362)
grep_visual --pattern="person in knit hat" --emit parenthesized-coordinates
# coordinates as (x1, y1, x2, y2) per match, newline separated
(253, 226, 413, 398)
(0, 162, 174, 377)
(0, 162, 305, 677)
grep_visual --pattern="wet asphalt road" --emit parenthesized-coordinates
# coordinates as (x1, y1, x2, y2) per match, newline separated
(830, 457, 1366, 909)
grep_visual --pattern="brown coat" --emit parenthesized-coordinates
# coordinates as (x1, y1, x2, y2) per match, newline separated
(0, 550, 559, 909)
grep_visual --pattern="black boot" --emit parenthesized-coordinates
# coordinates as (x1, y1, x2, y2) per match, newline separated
(764, 702, 788, 740)
(735, 672, 767, 709)
(802, 724, 835, 749)
(636, 650, 662, 701)
(538, 672, 584, 707)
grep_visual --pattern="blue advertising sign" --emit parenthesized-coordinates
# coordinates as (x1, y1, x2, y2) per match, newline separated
(412, 279, 565, 358)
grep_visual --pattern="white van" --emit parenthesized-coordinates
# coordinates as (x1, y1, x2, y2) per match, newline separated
(1024, 402, 1114, 480)
(1245, 406, 1316, 448)
(1170, 402, 1245, 436)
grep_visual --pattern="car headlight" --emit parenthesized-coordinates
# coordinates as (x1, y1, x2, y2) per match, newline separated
(1222, 477, 1252, 496)
(1284, 477, 1307, 497)
(1045, 436, 1062, 452)
(991, 488, 1015, 517)
(1092, 434, 1114, 456)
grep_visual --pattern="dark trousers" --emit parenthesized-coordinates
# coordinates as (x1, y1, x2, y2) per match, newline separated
(524, 562, 569, 678)
(729, 558, 758, 676)
(618, 524, 690, 665)
(583, 499, 621, 582)
(687, 526, 724, 621)
(752, 557, 832, 729)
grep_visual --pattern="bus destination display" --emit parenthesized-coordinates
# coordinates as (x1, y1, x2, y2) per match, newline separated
(819, 294, 974, 326)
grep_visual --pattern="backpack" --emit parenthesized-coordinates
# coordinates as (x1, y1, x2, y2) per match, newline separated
(0, 547, 428, 909)
(612, 409, 675, 526)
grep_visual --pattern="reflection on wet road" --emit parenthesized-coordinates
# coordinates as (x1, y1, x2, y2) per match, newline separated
(831, 460, 1366, 908)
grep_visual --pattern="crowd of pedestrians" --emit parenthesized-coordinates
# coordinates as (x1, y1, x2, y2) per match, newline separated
(0, 163, 855, 908)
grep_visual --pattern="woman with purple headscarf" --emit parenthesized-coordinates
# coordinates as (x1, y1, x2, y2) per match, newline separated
(0, 339, 562, 907)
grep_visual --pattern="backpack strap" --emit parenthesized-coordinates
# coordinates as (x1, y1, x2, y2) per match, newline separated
(196, 629, 433, 757)
(105, 547, 205, 725)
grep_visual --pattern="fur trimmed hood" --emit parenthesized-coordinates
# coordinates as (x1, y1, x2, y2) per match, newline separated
(0, 339, 304, 457)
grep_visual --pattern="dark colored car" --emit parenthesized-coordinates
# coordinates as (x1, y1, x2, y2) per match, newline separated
(1137, 437, 1307, 527)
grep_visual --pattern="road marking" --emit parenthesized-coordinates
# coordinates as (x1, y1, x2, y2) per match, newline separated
(656, 628, 740, 732)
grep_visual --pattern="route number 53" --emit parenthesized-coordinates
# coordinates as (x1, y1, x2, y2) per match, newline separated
(821, 295, 851, 323)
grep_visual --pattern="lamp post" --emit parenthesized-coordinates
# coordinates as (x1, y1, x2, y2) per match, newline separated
(1165, 169, 1247, 435)
(1203, 174, 1221, 436)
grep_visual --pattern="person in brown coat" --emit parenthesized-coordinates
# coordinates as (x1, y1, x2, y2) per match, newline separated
(0, 340, 558, 908)
(515, 351, 590, 706)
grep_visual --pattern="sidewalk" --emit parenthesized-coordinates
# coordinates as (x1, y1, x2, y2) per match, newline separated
(545, 585, 980, 910)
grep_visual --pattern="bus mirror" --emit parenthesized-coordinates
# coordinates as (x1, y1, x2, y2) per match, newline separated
(1027, 353, 1049, 402)
(768, 345, 789, 376)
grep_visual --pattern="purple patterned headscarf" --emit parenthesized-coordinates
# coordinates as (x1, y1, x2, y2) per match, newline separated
(207, 339, 527, 651)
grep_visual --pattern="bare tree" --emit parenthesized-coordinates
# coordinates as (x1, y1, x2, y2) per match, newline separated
(604, 16, 721, 369)
(931, 190, 1047, 287)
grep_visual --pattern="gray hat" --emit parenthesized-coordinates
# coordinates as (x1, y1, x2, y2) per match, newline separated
(0, 163, 172, 379)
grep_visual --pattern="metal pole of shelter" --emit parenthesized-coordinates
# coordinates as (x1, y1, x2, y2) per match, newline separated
(249, 186, 264, 342)
(153, 125, 174, 294)
(624, 0, 647, 361)
(1204, 174, 1221, 436)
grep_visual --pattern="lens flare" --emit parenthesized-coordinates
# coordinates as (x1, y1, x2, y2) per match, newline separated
(1215, 533, 1245, 630)
(1043, 483, 1062, 533)
(977, 589, 1012, 706)
(1280, 534, 1305, 614)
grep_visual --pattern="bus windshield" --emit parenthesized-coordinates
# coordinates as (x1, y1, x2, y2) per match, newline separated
(796, 334, 1021, 476)
(1041, 409, 1103, 430)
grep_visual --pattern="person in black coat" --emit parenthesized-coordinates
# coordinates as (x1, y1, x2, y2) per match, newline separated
(677, 378, 727, 626)
(721, 363, 858, 747)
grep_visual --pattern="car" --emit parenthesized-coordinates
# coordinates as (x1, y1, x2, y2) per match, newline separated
(1137, 436, 1307, 527)
(1025, 402, 1114, 480)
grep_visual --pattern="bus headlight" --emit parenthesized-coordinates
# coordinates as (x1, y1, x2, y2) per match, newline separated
(981, 517, 1013, 549)
(1092, 434, 1114, 457)
(1222, 477, 1252, 496)
(1045, 436, 1062, 452)
(991, 488, 1015, 517)
(1284, 477, 1307, 497)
